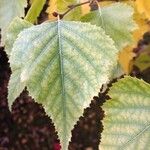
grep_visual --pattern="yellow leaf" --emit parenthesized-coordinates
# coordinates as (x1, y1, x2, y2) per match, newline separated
(46, 0, 57, 20)
(136, 0, 150, 20)
(119, 46, 135, 74)
(119, 1, 150, 74)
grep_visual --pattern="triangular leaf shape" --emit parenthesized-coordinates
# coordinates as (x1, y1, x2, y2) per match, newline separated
(0, 0, 27, 45)
(5, 17, 33, 57)
(9, 20, 119, 150)
(81, 3, 137, 50)
(100, 76, 150, 150)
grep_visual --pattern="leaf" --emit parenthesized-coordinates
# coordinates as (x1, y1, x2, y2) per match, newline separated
(134, 45, 150, 71)
(136, 0, 150, 20)
(0, 0, 27, 45)
(100, 76, 150, 150)
(5, 18, 32, 106)
(110, 63, 124, 79)
(9, 20, 119, 150)
(25, 0, 46, 23)
(81, 2, 138, 75)
(119, 2, 150, 74)
(46, 0, 81, 21)
(81, 2, 137, 50)
(5, 17, 33, 57)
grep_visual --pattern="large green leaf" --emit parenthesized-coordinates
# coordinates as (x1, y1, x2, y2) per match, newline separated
(100, 76, 150, 150)
(0, 0, 27, 45)
(9, 20, 119, 150)
(81, 3, 137, 50)
(5, 17, 33, 57)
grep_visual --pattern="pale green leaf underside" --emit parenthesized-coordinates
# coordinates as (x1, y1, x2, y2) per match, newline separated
(100, 76, 150, 150)
(110, 63, 124, 79)
(5, 17, 33, 56)
(0, 0, 27, 45)
(81, 3, 138, 50)
(9, 20, 118, 150)
(6, 18, 32, 108)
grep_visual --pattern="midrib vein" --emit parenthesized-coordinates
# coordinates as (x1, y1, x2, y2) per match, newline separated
(57, 20, 67, 142)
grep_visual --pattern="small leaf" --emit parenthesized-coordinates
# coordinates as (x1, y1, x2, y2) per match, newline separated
(0, 0, 27, 45)
(5, 17, 33, 57)
(9, 20, 119, 150)
(25, 0, 46, 23)
(100, 76, 150, 150)
(134, 45, 150, 71)
(81, 3, 137, 50)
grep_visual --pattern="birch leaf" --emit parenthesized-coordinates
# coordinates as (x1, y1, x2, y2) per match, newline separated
(5, 17, 33, 57)
(100, 76, 150, 150)
(81, 3, 137, 50)
(0, 0, 27, 45)
(5, 18, 32, 108)
(9, 20, 118, 150)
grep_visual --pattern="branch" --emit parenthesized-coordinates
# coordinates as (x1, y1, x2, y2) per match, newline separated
(53, 0, 91, 19)
(52, 0, 125, 19)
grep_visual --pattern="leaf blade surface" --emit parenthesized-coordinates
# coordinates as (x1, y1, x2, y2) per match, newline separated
(100, 76, 150, 150)
(0, 0, 27, 44)
(9, 20, 119, 150)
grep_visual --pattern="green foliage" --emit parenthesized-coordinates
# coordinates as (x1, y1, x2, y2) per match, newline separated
(8, 20, 119, 150)
(134, 45, 150, 71)
(6, 18, 32, 109)
(25, 0, 46, 23)
(5, 17, 33, 56)
(0, 0, 27, 45)
(100, 76, 150, 150)
(2, 1, 144, 149)
(81, 3, 138, 50)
